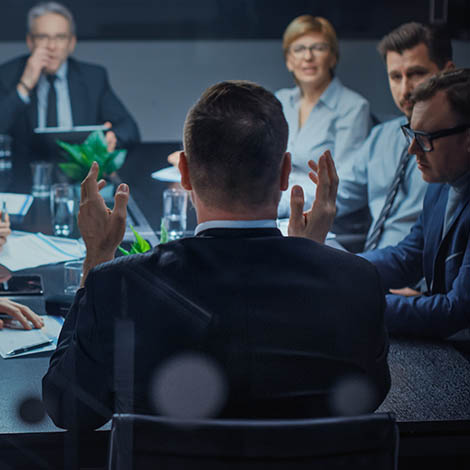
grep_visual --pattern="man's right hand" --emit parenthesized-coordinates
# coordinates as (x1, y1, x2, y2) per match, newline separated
(288, 150, 338, 243)
(78, 162, 129, 285)
(0, 298, 44, 330)
(18, 46, 52, 92)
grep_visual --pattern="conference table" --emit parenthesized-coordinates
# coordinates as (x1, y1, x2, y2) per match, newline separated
(1, 143, 470, 469)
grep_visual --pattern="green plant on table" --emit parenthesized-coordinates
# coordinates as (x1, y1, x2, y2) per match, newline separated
(118, 221, 169, 256)
(57, 130, 127, 182)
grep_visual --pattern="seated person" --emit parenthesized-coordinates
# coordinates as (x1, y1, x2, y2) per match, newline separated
(293, 68, 470, 339)
(0, 212, 43, 330)
(0, 1, 140, 158)
(42, 81, 390, 430)
(334, 22, 453, 250)
(276, 15, 371, 217)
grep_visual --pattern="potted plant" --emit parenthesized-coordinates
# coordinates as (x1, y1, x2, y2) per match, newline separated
(57, 130, 127, 199)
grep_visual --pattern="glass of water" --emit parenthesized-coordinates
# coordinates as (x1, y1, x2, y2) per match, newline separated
(162, 188, 188, 240)
(50, 183, 75, 237)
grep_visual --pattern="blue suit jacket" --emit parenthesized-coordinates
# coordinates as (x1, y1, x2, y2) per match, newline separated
(363, 183, 470, 338)
(0, 55, 140, 157)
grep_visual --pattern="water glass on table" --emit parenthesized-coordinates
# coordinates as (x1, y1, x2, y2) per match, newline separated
(162, 188, 188, 240)
(30, 161, 53, 198)
(64, 260, 83, 295)
(50, 183, 75, 237)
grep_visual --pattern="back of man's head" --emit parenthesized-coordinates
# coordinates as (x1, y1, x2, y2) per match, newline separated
(411, 68, 470, 122)
(183, 81, 288, 212)
(377, 22, 452, 69)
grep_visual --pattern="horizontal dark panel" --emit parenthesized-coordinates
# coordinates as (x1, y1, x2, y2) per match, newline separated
(0, 0, 468, 41)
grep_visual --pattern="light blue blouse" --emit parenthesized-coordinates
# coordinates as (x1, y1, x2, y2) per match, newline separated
(276, 77, 371, 216)
(336, 116, 428, 248)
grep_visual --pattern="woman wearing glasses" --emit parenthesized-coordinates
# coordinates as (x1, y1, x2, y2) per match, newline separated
(276, 15, 370, 216)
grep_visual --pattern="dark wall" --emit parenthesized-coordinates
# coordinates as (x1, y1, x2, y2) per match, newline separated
(1, 0, 469, 41)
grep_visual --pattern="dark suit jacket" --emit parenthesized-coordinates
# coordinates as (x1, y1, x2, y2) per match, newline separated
(43, 228, 390, 430)
(0, 55, 140, 157)
(363, 183, 470, 337)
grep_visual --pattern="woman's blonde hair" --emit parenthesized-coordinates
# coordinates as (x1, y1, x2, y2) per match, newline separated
(282, 15, 339, 64)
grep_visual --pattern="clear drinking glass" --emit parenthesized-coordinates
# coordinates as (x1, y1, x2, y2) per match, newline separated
(64, 260, 83, 295)
(50, 183, 75, 237)
(162, 188, 188, 240)
(31, 161, 53, 198)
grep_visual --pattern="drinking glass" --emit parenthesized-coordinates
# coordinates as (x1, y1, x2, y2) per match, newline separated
(0, 134, 12, 170)
(162, 188, 188, 240)
(31, 161, 53, 197)
(50, 183, 75, 237)
(64, 261, 83, 295)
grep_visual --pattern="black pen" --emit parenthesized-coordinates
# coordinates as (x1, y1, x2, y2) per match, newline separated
(6, 339, 53, 356)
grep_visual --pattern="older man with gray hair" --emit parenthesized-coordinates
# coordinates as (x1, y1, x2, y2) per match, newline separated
(0, 1, 139, 158)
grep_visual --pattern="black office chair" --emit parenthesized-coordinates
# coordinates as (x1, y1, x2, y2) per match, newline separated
(107, 412, 398, 470)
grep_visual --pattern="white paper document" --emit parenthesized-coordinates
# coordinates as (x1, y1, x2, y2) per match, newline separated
(0, 315, 64, 359)
(0, 193, 34, 216)
(151, 166, 181, 183)
(0, 231, 85, 271)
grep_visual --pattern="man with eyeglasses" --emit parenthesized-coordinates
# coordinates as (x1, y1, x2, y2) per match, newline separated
(0, 2, 139, 158)
(333, 22, 454, 250)
(292, 68, 470, 339)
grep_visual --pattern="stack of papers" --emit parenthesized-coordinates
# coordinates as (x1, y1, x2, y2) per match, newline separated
(0, 193, 34, 216)
(151, 166, 181, 183)
(0, 315, 64, 359)
(0, 231, 85, 271)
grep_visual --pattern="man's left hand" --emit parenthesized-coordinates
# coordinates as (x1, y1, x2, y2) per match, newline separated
(288, 150, 338, 243)
(78, 161, 129, 285)
(389, 287, 422, 297)
(103, 121, 117, 152)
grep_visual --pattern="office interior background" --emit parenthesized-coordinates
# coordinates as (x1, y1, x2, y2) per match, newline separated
(1, 0, 469, 143)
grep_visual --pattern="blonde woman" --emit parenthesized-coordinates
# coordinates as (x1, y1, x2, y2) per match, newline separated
(277, 15, 370, 216)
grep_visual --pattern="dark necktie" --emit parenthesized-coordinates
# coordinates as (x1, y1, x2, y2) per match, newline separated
(364, 147, 410, 251)
(46, 75, 58, 127)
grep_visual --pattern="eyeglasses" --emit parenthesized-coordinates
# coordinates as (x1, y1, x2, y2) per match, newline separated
(289, 43, 329, 58)
(31, 33, 71, 45)
(401, 123, 470, 152)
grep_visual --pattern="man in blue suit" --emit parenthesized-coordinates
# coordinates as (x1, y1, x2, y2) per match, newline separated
(0, 2, 139, 158)
(293, 68, 470, 338)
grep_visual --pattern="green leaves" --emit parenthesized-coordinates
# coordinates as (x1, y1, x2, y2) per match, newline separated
(57, 130, 127, 182)
(118, 220, 169, 257)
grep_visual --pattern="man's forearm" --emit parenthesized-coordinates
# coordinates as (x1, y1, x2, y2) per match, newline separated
(81, 252, 114, 287)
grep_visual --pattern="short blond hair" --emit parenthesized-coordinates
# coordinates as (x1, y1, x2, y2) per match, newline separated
(282, 15, 339, 64)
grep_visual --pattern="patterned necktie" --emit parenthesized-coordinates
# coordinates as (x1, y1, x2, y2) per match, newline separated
(364, 147, 410, 251)
(46, 75, 58, 127)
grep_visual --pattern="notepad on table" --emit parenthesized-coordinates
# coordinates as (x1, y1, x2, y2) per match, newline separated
(151, 166, 181, 183)
(0, 231, 85, 271)
(0, 193, 34, 217)
(0, 315, 64, 359)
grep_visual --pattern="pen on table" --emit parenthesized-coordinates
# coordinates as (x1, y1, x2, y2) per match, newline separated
(6, 339, 53, 356)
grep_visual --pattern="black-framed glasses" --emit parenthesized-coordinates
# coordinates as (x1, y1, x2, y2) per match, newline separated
(401, 123, 470, 152)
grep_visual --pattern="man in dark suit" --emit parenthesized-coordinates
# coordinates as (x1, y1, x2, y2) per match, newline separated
(0, 2, 139, 158)
(292, 69, 470, 339)
(43, 80, 390, 430)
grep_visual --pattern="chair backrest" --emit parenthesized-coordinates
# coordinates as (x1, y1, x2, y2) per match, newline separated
(107, 412, 398, 470)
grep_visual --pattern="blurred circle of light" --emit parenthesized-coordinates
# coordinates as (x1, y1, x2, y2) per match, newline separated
(330, 375, 377, 416)
(18, 396, 46, 424)
(150, 353, 227, 419)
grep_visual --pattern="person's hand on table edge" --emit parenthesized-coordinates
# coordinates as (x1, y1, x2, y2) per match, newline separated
(389, 287, 422, 297)
(0, 298, 44, 330)
(103, 121, 117, 153)
(0, 212, 11, 252)
(288, 150, 338, 243)
(167, 150, 182, 167)
(78, 161, 129, 286)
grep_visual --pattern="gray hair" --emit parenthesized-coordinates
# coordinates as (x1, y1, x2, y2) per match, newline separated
(27, 2, 76, 35)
